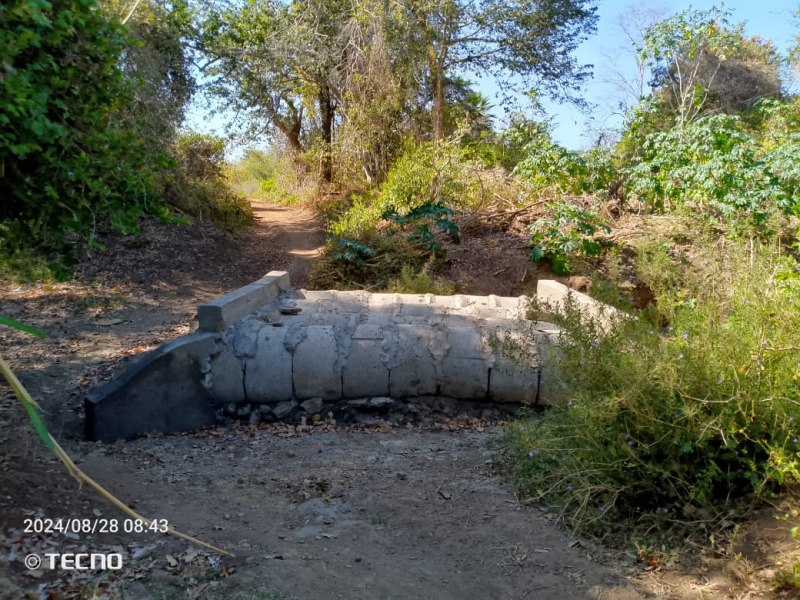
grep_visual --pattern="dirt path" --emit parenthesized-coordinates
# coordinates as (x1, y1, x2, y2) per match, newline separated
(249, 201, 325, 286)
(0, 206, 648, 599)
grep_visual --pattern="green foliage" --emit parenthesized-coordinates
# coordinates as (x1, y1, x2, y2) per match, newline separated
(514, 135, 618, 196)
(162, 132, 253, 228)
(640, 6, 781, 124)
(379, 141, 487, 212)
(0, 0, 161, 255)
(386, 264, 457, 295)
(502, 243, 800, 544)
(0, 315, 46, 338)
(0, 246, 64, 283)
(328, 191, 385, 239)
(102, 0, 195, 150)
(330, 140, 481, 240)
(383, 202, 459, 255)
(227, 148, 277, 199)
(528, 201, 611, 275)
(624, 113, 800, 222)
(307, 233, 426, 291)
(333, 239, 375, 268)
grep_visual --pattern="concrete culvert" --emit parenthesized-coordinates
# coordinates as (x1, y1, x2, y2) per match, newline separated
(84, 272, 605, 442)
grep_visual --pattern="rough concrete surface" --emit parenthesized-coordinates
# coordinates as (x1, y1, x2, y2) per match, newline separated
(86, 276, 610, 441)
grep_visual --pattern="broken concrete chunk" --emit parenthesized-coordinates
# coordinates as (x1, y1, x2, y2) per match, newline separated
(300, 397, 325, 414)
(273, 401, 298, 419)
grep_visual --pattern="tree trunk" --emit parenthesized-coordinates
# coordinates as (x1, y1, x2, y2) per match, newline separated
(274, 119, 304, 155)
(428, 45, 445, 141)
(318, 85, 334, 183)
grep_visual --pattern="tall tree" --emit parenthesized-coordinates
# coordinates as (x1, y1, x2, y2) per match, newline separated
(402, 0, 598, 140)
(203, 0, 349, 182)
(102, 0, 195, 149)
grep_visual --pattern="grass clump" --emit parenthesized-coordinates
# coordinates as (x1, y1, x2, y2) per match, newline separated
(307, 233, 428, 290)
(0, 246, 64, 283)
(500, 241, 800, 546)
(386, 264, 458, 295)
(773, 561, 800, 596)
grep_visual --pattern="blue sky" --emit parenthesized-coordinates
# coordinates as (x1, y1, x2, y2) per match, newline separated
(187, 1, 800, 155)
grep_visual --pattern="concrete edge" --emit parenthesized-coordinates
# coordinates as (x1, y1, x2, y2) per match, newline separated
(85, 332, 218, 442)
(536, 279, 620, 326)
(198, 271, 291, 332)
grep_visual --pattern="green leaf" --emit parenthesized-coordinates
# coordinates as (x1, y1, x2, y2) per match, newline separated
(0, 315, 47, 337)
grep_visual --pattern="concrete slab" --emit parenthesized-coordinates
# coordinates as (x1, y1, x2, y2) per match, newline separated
(293, 325, 342, 400)
(245, 325, 293, 403)
(489, 353, 539, 404)
(198, 271, 290, 332)
(343, 338, 390, 397)
(209, 343, 245, 404)
(439, 358, 489, 398)
(390, 324, 438, 397)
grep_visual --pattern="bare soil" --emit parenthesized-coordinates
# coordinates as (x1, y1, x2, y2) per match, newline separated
(0, 204, 796, 599)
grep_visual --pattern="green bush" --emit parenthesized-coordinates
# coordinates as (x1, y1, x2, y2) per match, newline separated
(528, 201, 612, 275)
(379, 140, 487, 213)
(0, 0, 160, 255)
(322, 142, 468, 285)
(162, 132, 253, 228)
(624, 113, 800, 223)
(501, 242, 800, 544)
(513, 134, 618, 196)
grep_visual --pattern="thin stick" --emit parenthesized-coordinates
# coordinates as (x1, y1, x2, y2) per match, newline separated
(0, 354, 232, 556)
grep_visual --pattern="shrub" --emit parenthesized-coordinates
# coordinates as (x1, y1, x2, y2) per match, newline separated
(307, 233, 426, 290)
(624, 113, 800, 223)
(528, 201, 612, 275)
(161, 132, 253, 228)
(514, 136, 618, 196)
(501, 242, 800, 545)
(379, 140, 487, 213)
(0, 0, 160, 256)
(386, 264, 457, 295)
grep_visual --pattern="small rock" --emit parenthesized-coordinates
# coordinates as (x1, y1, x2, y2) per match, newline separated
(236, 404, 251, 417)
(369, 397, 394, 411)
(396, 472, 408, 481)
(279, 307, 302, 315)
(301, 397, 324, 414)
(257, 405, 277, 423)
(273, 401, 298, 419)
(224, 403, 237, 416)
(347, 398, 370, 410)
